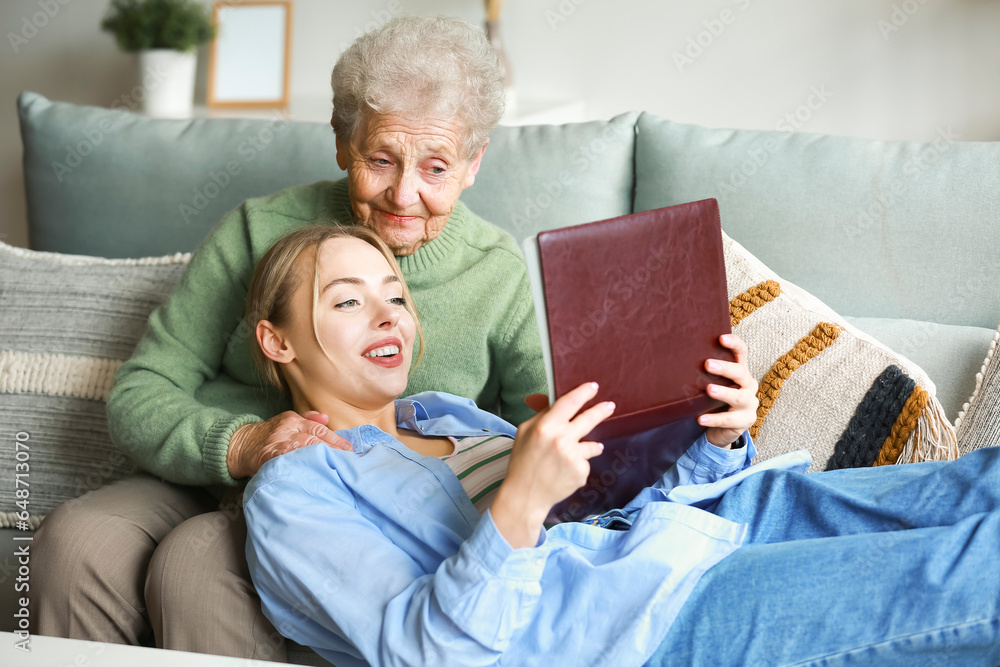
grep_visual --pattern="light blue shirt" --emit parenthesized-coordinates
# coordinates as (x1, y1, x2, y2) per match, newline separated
(244, 392, 811, 667)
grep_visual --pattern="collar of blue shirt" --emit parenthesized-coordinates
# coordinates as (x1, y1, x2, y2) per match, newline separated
(393, 391, 519, 439)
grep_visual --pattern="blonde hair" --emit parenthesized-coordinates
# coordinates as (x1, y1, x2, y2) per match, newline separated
(246, 224, 424, 393)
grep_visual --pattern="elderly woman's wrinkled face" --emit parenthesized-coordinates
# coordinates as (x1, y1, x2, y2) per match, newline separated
(336, 112, 486, 256)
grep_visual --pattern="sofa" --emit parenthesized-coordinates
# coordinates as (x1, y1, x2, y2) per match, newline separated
(3, 90, 998, 664)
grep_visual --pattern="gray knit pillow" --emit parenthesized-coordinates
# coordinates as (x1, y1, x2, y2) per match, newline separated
(955, 326, 1000, 455)
(0, 241, 189, 527)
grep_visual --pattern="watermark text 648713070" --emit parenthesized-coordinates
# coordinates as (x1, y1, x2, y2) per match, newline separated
(12, 431, 33, 652)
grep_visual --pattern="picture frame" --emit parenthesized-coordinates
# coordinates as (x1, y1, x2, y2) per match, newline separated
(207, 1, 293, 108)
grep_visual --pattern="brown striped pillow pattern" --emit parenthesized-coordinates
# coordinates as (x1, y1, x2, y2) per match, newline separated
(723, 233, 958, 472)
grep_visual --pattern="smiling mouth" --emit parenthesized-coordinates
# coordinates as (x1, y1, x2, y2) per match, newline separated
(375, 209, 420, 223)
(361, 340, 405, 369)
(362, 345, 400, 358)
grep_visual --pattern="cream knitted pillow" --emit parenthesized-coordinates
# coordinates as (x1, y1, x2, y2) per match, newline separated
(954, 326, 1000, 455)
(724, 233, 957, 471)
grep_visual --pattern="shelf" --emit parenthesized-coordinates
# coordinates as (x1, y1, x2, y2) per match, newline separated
(178, 93, 587, 127)
(500, 96, 587, 126)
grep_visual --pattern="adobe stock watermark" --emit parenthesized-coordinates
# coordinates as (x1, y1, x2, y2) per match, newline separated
(178, 110, 290, 224)
(50, 63, 171, 182)
(185, 502, 243, 557)
(559, 446, 639, 522)
(224, 315, 257, 360)
(850, 524, 908, 569)
(398, 468, 440, 513)
(716, 84, 834, 194)
(8, 0, 72, 54)
(336, 0, 408, 52)
(551, 243, 670, 361)
(507, 171, 573, 238)
(545, 0, 589, 31)
(244, 585, 344, 662)
(507, 120, 625, 237)
(877, 0, 932, 40)
(60, 450, 138, 514)
(673, 0, 752, 73)
(774, 85, 834, 133)
(890, 275, 980, 360)
(11, 432, 32, 652)
(845, 125, 960, 241)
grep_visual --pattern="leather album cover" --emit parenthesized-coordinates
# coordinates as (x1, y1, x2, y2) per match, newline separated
(522, 199, 734, 523)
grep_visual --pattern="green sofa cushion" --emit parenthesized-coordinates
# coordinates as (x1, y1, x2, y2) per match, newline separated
(462, 112, 638, 243)
(18, 91, 636, 258)
(18, 91, 342, 258)
(633, 112, 1000, 329)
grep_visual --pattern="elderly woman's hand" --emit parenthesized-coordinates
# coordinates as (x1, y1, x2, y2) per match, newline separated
(492, 382, 612, 548)
(699, 334, 759, 448)
(227, 411, 353, 479)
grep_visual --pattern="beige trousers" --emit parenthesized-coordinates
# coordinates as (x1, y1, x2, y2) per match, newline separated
(30, 474, 287, 662)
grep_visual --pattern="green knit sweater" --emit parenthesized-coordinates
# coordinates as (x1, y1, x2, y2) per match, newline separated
(107, 179, 546, 487)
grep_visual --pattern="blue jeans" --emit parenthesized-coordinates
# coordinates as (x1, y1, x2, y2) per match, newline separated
(646, 446, 1000, 666)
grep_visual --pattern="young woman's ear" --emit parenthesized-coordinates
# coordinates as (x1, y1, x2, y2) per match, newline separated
(256, 320, 295, 363)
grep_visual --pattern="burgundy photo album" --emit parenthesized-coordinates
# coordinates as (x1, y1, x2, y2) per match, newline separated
(521, 199, 734, 523)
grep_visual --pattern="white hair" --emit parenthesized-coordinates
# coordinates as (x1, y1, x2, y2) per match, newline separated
(331, 15, 505, 159)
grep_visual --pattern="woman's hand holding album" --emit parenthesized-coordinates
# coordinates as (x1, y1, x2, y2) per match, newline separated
(699, 334, 759, 448)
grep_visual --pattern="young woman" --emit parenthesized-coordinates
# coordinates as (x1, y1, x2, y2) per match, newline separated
(243, 224, 1000, 667)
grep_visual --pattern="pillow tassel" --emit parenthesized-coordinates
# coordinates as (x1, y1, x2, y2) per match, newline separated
(897, 398, 958, 465)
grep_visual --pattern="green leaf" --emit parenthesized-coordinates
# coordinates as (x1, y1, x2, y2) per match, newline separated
(100, 0, 216, 52)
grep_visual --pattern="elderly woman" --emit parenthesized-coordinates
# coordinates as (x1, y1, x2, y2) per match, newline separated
(31, 15, 544, 661)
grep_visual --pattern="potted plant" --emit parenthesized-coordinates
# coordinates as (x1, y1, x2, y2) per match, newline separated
(101, 0, 215, 117)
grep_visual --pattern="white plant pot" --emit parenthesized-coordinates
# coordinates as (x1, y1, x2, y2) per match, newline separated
(135, 49, 197, 118)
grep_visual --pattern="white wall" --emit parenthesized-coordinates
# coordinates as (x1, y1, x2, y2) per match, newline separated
(2, 0, 999, 250)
